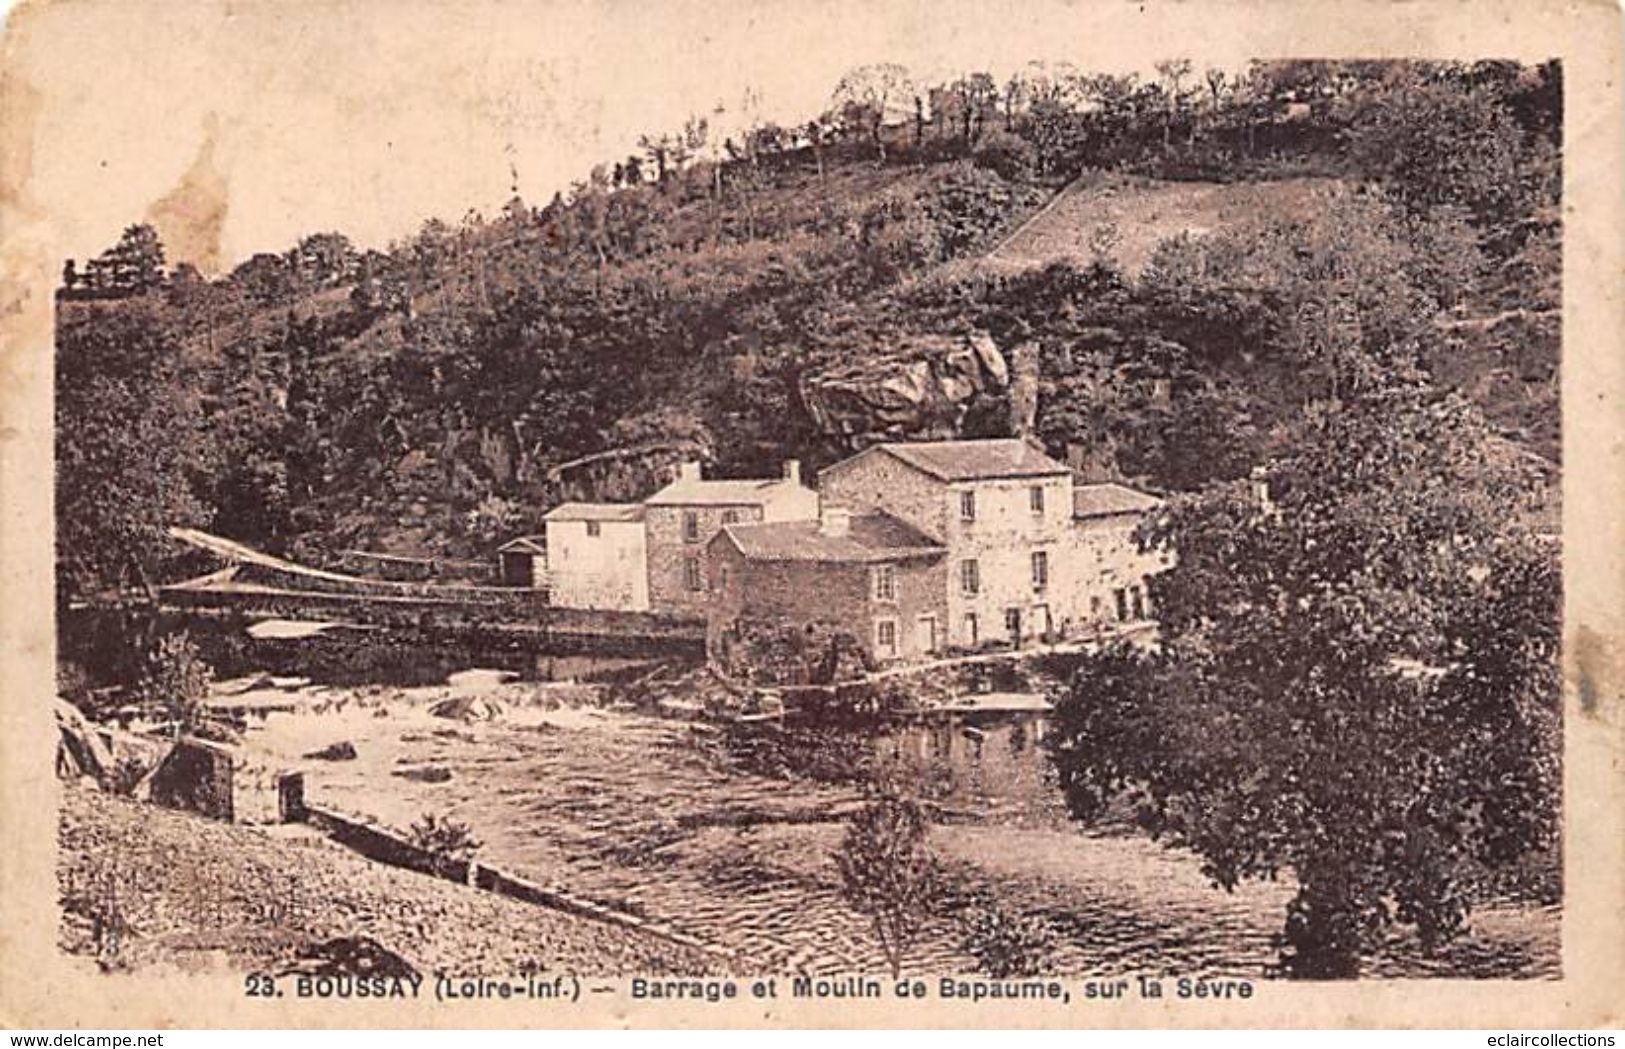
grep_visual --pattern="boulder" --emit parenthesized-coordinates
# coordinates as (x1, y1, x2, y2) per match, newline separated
(393, 765, 453, 784)
(799, 330, 1036, 447)
(279, 936, 420, 979)
(55, 699, 113, 784)
(304, 741, 359, 761)
(428, 694, 502, 722)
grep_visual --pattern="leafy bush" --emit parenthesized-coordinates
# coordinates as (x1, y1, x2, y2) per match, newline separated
(138, 631, 215, 738)
(973, 131, 1038, 182)
(408, 812, 481, 859)
(959, 896, 1056, 977)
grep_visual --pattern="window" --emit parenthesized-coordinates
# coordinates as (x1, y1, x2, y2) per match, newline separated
(718, 566, 730, 593)
(871, 564, 897, 602)
(875, 618, 898, 657)
(682, 511, 700, 543)
(959, 558, 980, 596)
(720, 509, 740, 526)
(959, 490, 977, 522)
(1090, 594, 1102, 618)
(1029, 485, 1045, 515)
(1131, 586, 1146, 620)
(1031, 550, 1049, 591)
(684, 557, 704, 591)
(1114, 587, 1128, 621)
(963, 613, 978, 646)
(1004, 607, 1022, 640)
(585, 520, 602, 538)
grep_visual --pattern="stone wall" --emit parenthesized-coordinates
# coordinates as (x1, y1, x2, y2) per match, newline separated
(304, 803, 728, 961)
(160, 585, 706, 654)
(941, 475, 1075, 647)
(817, 450, 948, 539)
(707, 542, 946, 681)
(1062, 515, 1173, 626)
(645, 503, 766, 616)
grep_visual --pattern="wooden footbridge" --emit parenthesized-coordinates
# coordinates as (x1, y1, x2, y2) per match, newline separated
(160, 528, 705, 654)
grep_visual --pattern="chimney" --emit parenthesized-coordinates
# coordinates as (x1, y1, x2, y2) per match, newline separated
(677, 461, 701, 482)
(819, 507, 852, 538)
(783, 459, 802, 485)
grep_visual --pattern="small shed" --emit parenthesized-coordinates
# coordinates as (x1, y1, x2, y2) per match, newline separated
(497, 535, 548, 588)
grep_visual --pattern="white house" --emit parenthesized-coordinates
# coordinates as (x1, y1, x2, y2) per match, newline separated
(542, 503, 650, 612)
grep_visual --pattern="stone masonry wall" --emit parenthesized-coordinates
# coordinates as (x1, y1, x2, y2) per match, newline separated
(1062, 515, 1173, 625)
(708, 540, 947, 679)
(816, 451, 948, 540)
(646, 503, 767, 616)
(942, 475, 1075, 647)
(547, 518, 649, 611)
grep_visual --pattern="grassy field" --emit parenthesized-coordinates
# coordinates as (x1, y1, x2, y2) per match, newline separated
(973, 174, 1343, 278)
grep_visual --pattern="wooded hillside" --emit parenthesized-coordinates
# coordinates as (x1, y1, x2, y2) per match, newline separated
(55, 59, 1560, 597)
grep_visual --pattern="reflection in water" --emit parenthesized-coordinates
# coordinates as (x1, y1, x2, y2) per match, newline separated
(862, 713, 1064, 826)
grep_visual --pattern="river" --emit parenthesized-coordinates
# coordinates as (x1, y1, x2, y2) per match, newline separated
(215, 636, 1558, 980)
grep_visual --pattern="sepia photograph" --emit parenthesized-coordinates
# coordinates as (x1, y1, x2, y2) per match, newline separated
(2, 0, 1621, 1032)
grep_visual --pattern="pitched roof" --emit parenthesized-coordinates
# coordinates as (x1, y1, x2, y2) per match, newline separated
(497, 535, 548, 554)
(865, 439, 1071, 482)
(1072, 483, 1164, 519)
(644, 475, 797, 506)
(718, 511, 945, 564)
(543, 502, 645, 523)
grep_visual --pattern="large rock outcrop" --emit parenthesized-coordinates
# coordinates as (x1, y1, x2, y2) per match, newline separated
(800, 331, 1038, 447)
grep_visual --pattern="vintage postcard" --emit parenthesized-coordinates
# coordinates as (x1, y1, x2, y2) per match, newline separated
(1, 0, 1621, 1031)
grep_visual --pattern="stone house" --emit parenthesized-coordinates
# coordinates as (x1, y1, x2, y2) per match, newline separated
(542, 503, 649, 611)
(1068, 483, 1170, 626)
(643, 460, 819, 616)
(818, 438, 1167, 650)
(707, 507, 947, 679)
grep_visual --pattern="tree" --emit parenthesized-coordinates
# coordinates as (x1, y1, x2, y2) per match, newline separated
(832, 63, 913, 163)
(138, 631, 215, 739)
(1342, 68, 1532, 236)
(1137, 187, 1483, 403)
(288, 231, 358, 288)
(940, 72, 1000, 145)
(82, 224, 167, 295)
(835, 793, 942, 978)
(638, 132, 673, 184)
(55, 301, 209, 598)
(1153, 58, 1193, 149)
(803, 113, 837, 180)
(1047, 385, 1559, 977)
